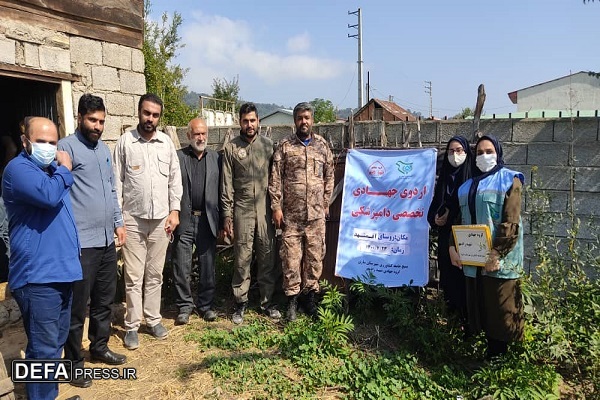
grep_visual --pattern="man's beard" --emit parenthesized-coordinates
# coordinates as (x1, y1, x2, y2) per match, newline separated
(140, 121, 156, 134)
(80, 125, 102, 143)
(191, 141, 206, 153)
(296, 125, 310, 139)
(241, 128, 256, 139)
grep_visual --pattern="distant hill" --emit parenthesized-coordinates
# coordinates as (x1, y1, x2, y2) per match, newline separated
(185, 91, 353, 121)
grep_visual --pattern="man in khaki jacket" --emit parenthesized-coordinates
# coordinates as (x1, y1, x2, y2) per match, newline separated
(113, 93, 182, 350)
(269, 102, 334, 321)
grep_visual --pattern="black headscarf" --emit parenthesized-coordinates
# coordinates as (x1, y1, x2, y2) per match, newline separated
(467, 135, 505, 223)
(427, 135, 473, 229)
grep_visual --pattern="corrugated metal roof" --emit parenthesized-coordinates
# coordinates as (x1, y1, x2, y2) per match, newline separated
(353, 98, 417, 121)
(261, 109, 293, 119)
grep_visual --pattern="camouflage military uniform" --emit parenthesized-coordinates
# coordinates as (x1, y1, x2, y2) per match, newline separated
(221, 134, 277, 307)
(269, 132, 334, 296)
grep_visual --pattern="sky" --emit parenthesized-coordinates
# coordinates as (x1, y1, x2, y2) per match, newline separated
(148, 0, 600, 118)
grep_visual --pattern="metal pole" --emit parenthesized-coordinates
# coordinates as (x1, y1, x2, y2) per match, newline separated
(348, 9, 364, 109)
(358, 8, 363, 108)
(424, 81, 432, 118)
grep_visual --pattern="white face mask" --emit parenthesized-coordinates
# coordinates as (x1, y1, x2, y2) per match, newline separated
(476, 153, 497, 173)
(448, 153, 467, 168)
(28, 139, 57, 168)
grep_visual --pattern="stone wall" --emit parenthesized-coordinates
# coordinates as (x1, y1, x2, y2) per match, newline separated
(0, 16, 145, 145)
(69, 36, 145, 144)
(200, 117, 599, 273)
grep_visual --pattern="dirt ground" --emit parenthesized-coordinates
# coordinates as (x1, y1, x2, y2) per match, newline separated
(2, 304, 248, 400)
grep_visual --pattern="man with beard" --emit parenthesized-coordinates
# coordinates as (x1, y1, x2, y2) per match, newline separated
(59, 94, 128, 387)
(113, 94, 182, 350)
(172, 118, 221, 325)
(269, 102, 334, 321)
(221, 103, 280, 324)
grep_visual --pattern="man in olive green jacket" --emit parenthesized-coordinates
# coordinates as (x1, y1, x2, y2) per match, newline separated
(220, 102, 280, 324)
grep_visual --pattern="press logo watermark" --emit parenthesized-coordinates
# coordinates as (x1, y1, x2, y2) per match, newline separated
(11, 360, 137, 383)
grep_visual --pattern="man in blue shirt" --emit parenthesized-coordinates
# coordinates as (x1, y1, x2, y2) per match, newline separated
(59, 94, 128, 388)
(2, 117, 82, 400)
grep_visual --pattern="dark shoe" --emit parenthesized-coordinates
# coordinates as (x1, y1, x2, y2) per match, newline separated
(91, 349, 127, 365)
(66, 396, 83, 400)
(123, 330, 139, 350)
(70, 375, 92, 388)
(287, 295, 298, 321)
(147, 322, 168, 339)
(232, 301, 247, 325)
(305, 290, 318, 317)
(175, 313, 190, 325)
(202, 309, 218, 322)
(262, 305, 281, 320)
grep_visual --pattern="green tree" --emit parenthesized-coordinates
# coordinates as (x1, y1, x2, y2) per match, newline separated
(211, 76, 240, 114)
(452, 107, 473, 119)
(143, 0, 195, 126)
(310, 98, 336, 123)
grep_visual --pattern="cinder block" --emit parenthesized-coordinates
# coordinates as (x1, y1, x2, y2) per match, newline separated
(439, 121, 472, 144)
(524, 189, 568, 214)
(102, 115, 122, 141)
(178, 127, 193, 149)
(416, 121, 437, 144)
(575, 167, 600, 192)
(119, 70, 145, 95)
(503, 143, 527, 164)
(91, 66, 119, 91)
(479, 119, 513, 143)
(554, 118, 598, 142)
(270, 125, 293, 143)
(568, 216, 597, 241)
(527, 143, 569, 166)
(573, 143, 600, 167)
(315, 123, 344, 150)
(512, 120, 553, 142)
(39, 46, 71, 72)
(0, 38, 16, 64)
(131, 48, 145, 72)
(103, 42, 131, 70)
(571, 192, 600, 215)
(106, 93, 135, 116)
(23, 42, 39, 67)
(70, 36, 102, 65)
(534, 166, 571, 191)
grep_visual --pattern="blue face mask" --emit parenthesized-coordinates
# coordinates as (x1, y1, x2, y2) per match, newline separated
(27, 139, 57, 168)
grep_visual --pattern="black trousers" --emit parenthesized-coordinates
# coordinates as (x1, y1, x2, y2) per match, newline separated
(172, 213, 216, 314)
(437, 229, 467, 319)
(64, 243, 117, 368)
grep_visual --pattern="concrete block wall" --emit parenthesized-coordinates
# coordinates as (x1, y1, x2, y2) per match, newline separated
(202, 117, 599, 272)
(70, 38, 145, 144)
(0, 17, 145, 146)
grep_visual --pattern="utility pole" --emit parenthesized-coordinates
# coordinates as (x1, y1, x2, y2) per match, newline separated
(348, 8, 363, 109)
(424, 80, 432, 118)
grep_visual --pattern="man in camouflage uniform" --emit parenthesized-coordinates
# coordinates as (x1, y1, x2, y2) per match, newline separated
(269, 102, 334, 321)
(221, 102, 280, 324)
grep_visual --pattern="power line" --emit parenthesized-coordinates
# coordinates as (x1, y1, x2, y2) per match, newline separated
(335, 64, 357, 110)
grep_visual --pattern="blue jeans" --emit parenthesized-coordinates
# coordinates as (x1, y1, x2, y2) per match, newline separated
(12, 282, 73, 400)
